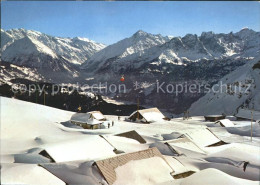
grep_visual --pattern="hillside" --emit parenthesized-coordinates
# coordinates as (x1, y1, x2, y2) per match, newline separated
(189, 57, 260, 115)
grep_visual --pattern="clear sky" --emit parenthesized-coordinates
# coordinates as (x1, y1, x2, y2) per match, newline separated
(2, 1, 260, 45)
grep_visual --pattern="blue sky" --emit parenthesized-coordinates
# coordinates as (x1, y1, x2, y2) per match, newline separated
(2, 1, 260, 45)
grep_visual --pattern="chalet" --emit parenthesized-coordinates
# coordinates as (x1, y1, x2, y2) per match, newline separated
(128, 107, 166, 123)
(70, 111, 111, 129)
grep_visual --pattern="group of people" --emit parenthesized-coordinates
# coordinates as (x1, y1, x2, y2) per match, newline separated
(107, 121, 114, 128)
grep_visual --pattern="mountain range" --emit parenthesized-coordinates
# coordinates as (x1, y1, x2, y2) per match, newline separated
(1, 28, 260, 114)
(1, 28, 105, 82)
(82, 28, 260, 74)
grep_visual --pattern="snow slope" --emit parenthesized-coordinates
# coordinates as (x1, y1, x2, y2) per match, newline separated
(0, 61, 45, 85)
(1, 163, 65, 185)
(1, 97, 260, 184)
(181, 168, 258, 185)
(1, 97, 75, 155)
(189, 57, 260, 116)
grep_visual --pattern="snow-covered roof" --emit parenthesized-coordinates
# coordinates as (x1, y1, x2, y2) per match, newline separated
(89, 111, 105, 120)
(70, 113, 91, 123)
(40, 161, 108, 185)
(129, 108, 165, 122)
(94, 147, 173, 185)
(1, 163, 65, 185)
(164, 156, 189, 175)
(166, 137, 205, 154)
(101, 135, 148, 153)
(113, 157, 174, 185)
(39, 136, 116, 162)
(70, 113, 103, 125)
(183, 128, 222, 148)
(235, 109, 260, 121)
(215, 119, 235, 127)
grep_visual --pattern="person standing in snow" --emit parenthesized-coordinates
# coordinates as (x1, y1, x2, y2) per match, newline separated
(243, 161, 249, 171)
(183, 111, 187, 120)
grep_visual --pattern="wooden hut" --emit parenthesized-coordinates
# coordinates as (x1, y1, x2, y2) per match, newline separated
(70, 111, 108, 129)
(204, 115, 226, 122)
(128, 107, 166, 123)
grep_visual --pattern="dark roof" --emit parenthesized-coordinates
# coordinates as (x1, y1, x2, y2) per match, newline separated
(115, 130, 146, 144)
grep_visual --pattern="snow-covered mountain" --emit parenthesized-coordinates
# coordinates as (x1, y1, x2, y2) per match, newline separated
(81, 30, 171, 72)
(1, 28, 106, 68)
(82, 28, 260, 73)
(1, 28, 260, 114)
(189, 57, 260, 115)
(0, 61, 45, 85)
(78, 29, 260, 114)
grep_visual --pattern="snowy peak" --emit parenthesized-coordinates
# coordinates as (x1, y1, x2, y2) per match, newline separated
(235, 27, 256, 39)
(82, 30, 170, 71)
(73, 37, 91, 42)
(153, 33, 212, 63)
(199, 32, 226, 55)
(2, 35, 73, 72)
(6, 36, 57, 61)
(133, 30, 149, 37)
(1, 28, 106, 67)
(200, 31, 215, 38)
(182, 33, 198, 42)
(132, 30, 170, 43)
(71, 37, 106, 57)
(147, 29, 260, 64)
(166, 37, 184, 48)
(1, 29, 13, 49)
(182, 34, 208, 54)
(3, 36, 57, 61)
(4, 28, 42, 41)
